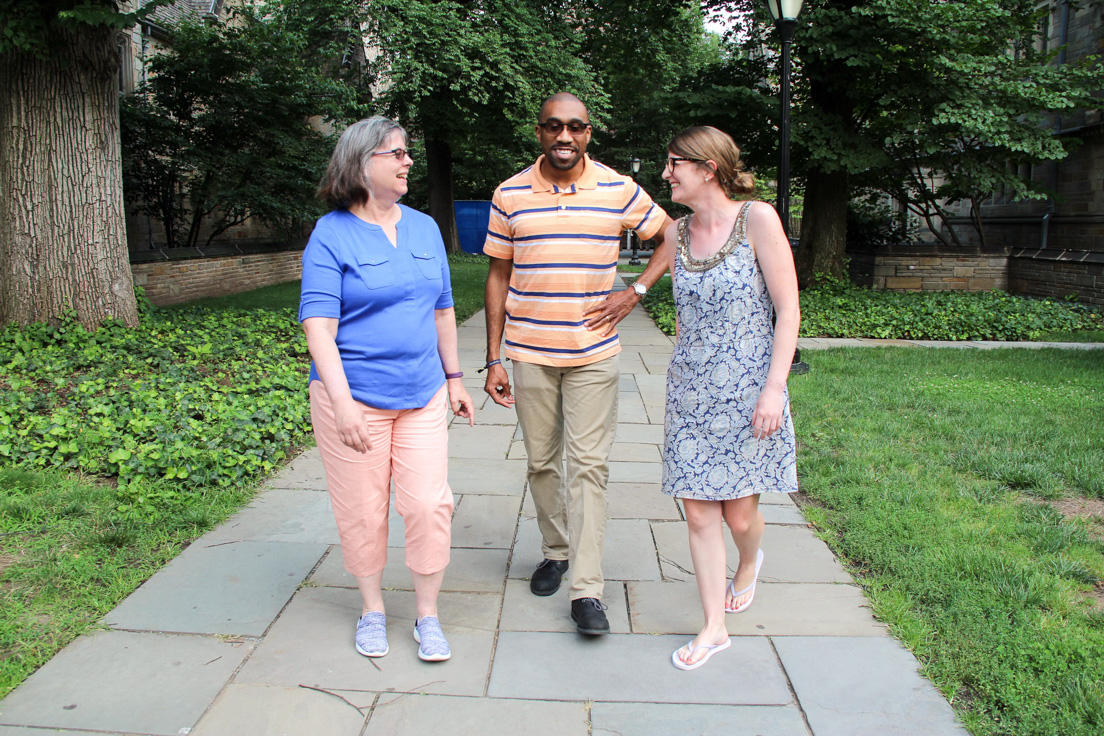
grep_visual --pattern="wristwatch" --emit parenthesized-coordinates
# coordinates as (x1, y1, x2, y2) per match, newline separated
(632, 281, 648, 297)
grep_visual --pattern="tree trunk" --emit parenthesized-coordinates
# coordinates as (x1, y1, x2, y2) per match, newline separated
(0, 27, 139, 329)
(795, 167, 849, 286)
(425, 135, 459, 254)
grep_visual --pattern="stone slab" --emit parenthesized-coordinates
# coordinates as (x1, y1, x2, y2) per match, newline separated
(451, 495, 521, 549)
(613, 422, 665, 444)
(616, 392, 649, 424)
(608, 461, 662, 484)
(760, 504, 808, 524)
(311, 545, 508, 594)
(234, 587, 498, 697)
(773, 636, 968, 736)
(447, 424, 515, 460)
(652, 521, 851, 584)
(104, 540, 327, 636)
(628, 581, 887, 636)
(365, 695, 589, 736)
(488, 632, 791, 704)
(510, 518, 661, 582)
(447, 458, 527, 495)
(499, 580, 630, 634)
(470, 398, 519, 426)
(0, 631, 250, 734)
(190, 684, 366, 736)
(0, 728, 115, 736)
(590, 702, 809, 736)
(264, 447, 327, 490)
(202, 488, 339, 545)
(609, 442, 662, 462)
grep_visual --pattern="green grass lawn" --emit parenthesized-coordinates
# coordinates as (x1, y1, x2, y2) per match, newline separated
(790, 347, 1104, 736)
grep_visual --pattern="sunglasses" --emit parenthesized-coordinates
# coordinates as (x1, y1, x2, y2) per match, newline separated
(372, 148, 413, 160)
(537, 120, 592, 135)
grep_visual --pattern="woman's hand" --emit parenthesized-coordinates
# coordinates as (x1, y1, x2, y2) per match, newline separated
(751, 382, 786, 439)
(333, 397, 372, 453)
(449, 380, 475, 426)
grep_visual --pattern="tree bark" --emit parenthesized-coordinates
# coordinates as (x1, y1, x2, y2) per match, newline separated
(796, 167, 849, 286)
(0, 26, 139, 329)
(425, 135, 459, 254)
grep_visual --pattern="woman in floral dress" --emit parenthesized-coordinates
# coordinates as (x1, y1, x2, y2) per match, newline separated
(659, 126, 800, 670)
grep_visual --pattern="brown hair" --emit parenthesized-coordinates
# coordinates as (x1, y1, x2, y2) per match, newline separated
(667, 126, 755, 197)
(317, 116, 407, 209)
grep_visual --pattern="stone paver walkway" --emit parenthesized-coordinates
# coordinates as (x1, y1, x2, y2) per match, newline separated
(0, 276, 1008, 736)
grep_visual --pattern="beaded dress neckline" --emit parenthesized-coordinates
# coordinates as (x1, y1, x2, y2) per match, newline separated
(676, 201, 753, 273)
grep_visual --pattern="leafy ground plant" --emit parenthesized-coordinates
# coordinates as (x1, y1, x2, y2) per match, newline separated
(640, 276, 1104, 341)
(790, 347, 1104, 736)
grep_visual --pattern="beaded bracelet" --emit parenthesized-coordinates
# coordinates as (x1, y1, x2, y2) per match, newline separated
(477, 359, 502, 373)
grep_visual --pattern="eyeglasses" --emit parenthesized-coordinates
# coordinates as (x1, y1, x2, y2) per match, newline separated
(537, 120, 591, 136)
(372, 148, 412, 160)
(664, 156, 705, 171)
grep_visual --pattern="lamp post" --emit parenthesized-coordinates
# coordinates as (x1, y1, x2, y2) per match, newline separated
(629, 157, 642, 265)
(766, 0, 810, 374)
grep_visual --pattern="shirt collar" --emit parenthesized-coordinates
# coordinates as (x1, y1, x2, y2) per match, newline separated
(530, 154, 599, 194)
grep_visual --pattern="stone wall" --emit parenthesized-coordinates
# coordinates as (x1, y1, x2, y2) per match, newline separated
(132, 249, 304, 306)
(1009, 249, 1104, 304)
(863, 247, 1010, 292)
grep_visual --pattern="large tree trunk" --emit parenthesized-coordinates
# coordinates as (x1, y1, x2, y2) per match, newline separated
(795, 167, 849, 286)
(0, 26, 139, 329)
(425, 136, 459, 254)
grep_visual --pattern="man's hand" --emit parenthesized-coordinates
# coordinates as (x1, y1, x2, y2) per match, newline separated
(483, 363, 515, 408)
(582, 288, 639, 337)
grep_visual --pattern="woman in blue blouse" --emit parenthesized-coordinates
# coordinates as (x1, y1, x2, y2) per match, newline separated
(300, 116, 474, 663)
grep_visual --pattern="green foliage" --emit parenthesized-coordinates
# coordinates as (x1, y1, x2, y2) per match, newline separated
(120, 0, 365, 248)
(846, 197, 913, 252)
(0, 0, 171, 56)
(0, 306, 312, 491)
(641, 275, 1104, 341)
(790, 348, 1104, 735)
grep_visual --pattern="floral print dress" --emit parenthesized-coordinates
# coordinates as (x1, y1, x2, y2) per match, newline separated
(661, 202, 798, 500)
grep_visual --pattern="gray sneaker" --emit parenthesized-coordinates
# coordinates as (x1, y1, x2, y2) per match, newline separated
(355, 611, 388, 657)
(413, 616, 451, 661)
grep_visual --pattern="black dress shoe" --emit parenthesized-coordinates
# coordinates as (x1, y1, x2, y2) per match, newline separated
(530, 558, 569, 596)
(571, 597, 609, 635)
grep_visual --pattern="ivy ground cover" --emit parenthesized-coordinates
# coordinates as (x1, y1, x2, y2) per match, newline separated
(790, 348, 1104, 736)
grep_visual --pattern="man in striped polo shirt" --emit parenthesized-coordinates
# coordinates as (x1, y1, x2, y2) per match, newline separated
(482, 92, 673, 635)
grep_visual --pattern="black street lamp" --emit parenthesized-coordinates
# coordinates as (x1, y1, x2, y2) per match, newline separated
(629, 157, 642, 265)
(765, 0, 810, 375)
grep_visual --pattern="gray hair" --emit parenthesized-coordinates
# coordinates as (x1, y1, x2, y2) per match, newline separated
(317, 116, 408, 209)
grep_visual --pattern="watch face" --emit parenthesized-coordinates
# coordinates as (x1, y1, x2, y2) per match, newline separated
(634, 282, 647, 296)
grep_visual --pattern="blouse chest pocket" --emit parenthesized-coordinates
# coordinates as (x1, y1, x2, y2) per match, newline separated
(355, 252, 396, 289)
(411, 251, 441, 281)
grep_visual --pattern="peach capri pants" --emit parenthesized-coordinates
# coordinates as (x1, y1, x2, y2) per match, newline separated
(309, 380, 453, 577)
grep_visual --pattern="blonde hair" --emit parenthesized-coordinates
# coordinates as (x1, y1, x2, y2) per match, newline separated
(668, 126, 755, 197)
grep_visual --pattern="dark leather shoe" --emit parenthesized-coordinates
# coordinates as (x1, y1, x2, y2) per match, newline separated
(530, 558, 569, 596)
(571, 597, 609, 635)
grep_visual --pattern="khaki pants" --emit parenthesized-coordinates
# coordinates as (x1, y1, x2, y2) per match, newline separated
(513, 355, 619, 600)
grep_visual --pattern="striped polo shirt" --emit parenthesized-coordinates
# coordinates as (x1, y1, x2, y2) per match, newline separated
(483, 155, 668, 367)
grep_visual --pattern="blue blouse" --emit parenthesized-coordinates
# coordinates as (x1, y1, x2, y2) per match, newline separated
(299, 206, 454, 410)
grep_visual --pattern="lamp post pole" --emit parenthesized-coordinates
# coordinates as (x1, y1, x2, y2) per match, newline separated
(629, 157, 642, 265)
(766, 0, 810, 374)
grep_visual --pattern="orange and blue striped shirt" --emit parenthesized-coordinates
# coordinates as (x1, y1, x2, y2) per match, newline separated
(483, 155, 668, 367)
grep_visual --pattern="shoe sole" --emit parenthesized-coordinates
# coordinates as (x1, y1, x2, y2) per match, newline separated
(530, 581, 562, 596)
(571, 615, 610, 636)
(355, 642, 388, 657)
(413, 626, 451, 662)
